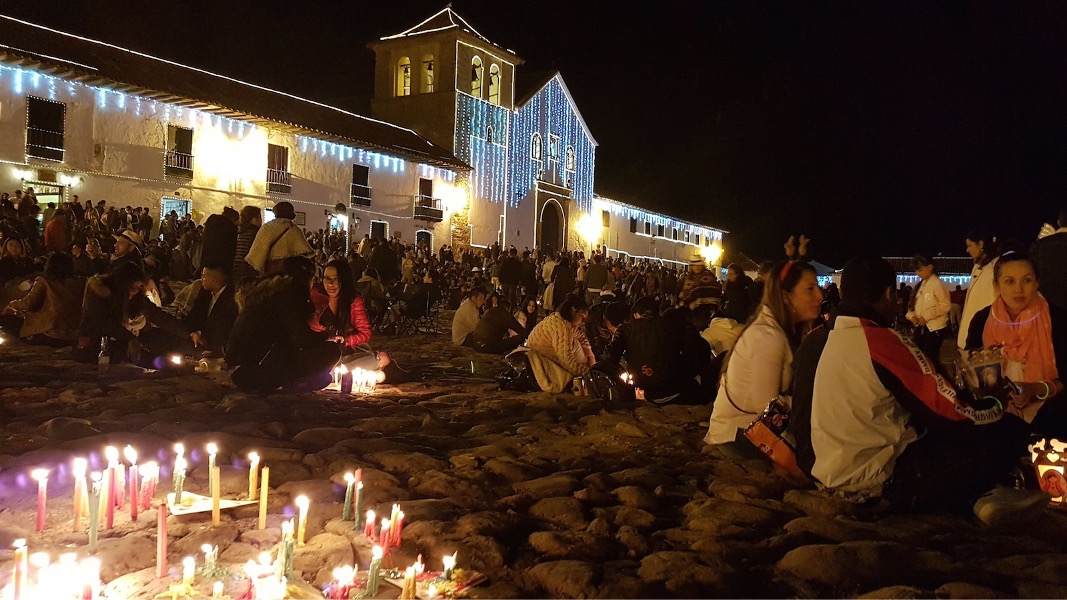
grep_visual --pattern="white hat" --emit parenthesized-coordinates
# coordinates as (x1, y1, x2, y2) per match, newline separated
(113, 229, 144, 249)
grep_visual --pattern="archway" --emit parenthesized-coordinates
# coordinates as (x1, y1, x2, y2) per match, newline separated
(539, 200, 564, 255)
(415, 230, 432, 251)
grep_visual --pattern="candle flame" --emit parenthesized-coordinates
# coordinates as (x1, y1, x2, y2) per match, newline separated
(170, 355, 183, 365)
(73, 457, 87, 476)
(175, 443, 185, 457)
(344, 472, 354, 483)
(356, 481, 363, 490)
(207, 442, 218, 455)
(12, 538, 25, 549)
(442, 554, 455, 569)
(123, 444, 137, 464)
(183, 556, 195, 568)
(249, 451, 259, 463)
(367, 509, 375, 521)
(141, 461, 158, 477)
(105, 446, 119, 462)
(31, 468, 48, 481)
(258, 551, 271, 566)
(372, 545, 383, 559)
(29, 552, 49, 568)
(202, 544, 214, 554)
(295, 495, 309, 509)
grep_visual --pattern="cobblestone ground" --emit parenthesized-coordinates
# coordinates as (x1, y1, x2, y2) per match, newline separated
(1, 330, 1067, 598)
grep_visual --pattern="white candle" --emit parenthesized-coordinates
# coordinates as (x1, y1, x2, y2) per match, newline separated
(206, 442, 218, 498)
(295, 495, 309, 546)
(182, 556, 195, 588)
(211, 581, 224, 599)
(248, 452, 260, 501)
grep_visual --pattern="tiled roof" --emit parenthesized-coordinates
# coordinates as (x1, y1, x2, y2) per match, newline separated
(0, 14, 469, 170)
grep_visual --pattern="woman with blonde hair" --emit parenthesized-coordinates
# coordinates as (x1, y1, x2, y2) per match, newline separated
(705, 260, 823, 446)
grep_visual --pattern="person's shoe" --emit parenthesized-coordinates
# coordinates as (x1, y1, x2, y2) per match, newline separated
(972, 486, 1049, 526)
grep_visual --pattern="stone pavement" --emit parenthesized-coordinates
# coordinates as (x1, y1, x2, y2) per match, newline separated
(1, 333, 1067, 598)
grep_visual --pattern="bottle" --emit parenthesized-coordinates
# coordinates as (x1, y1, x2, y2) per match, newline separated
(98, 337, 110, 373)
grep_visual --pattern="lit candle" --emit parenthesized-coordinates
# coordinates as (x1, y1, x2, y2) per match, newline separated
(248, 452, 260, 501)
(428, 584, 438, 599)
(340, 365, 353, 395)
(13, 539, 27, 600)
(353, 482, 364, 530)
(363, 510, 376, 538)
(332, 565, 356, 599)
(393, 510, 405, 548)
(125, 445, 139, 522)
(81, 556, 101, 600)
(206, 442, 218, 498)
(140, 461, 158, 511)
(31, 469, 48, 532)
(72, 457, 87, 532)
(87, 473, 101, 554)
(104, 446, 118, 529)
(173, 443, 185, 493)
(173, 456, 187, 506)
(211, 581, 224, 599)
(367, 545, 383, 596)
(170, 354, 183, 366)
(211, 466, 221, 527)
(442, 553, 456, 581)
(295, 495, 309, 546)
(342, 473, 355, 521)
(257, 466, 269, 530)
(379, 518, 391, 547)
(156, 500, 168, 578)
(390, 503, 400, 529)
(202, 544, 218, 573)
(281, 519, 295, 579)
(182, 556, 195, 588)
(401, 565, 415, 600)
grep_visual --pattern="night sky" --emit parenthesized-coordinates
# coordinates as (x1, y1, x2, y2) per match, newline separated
(4, 1, 1066, 265)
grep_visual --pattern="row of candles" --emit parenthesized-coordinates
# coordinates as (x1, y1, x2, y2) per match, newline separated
(330, 365, 382, 394)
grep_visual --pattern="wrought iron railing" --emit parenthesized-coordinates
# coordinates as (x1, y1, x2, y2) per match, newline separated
(350, 183, 372, 207)
(26, 127, 64, 161)
(413, 195, 443, 221)
(267, 168, 292, 194)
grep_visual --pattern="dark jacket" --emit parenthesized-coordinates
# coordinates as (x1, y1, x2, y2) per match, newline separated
(77, 275, 184, 354)
(473, 306, 526, 344)
(201, 214, 238, 271)
(601, 310, 710, 400)
(181, 285, 238, 356)
(551, 264, 576, 299)
(227, 275, 326, 367)
(498, 256, 522, 285)
(722, 274, 754, 322)
(1031, 231, 1067, 313)
(369, 244, 400, 282)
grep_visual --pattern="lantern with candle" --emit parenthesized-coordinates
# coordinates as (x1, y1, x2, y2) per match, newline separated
(1030, 438, 1067, 505)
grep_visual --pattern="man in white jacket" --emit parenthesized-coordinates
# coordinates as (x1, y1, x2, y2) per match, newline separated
(244, 202, 313, 276)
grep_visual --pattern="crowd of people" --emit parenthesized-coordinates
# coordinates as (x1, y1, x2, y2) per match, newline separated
(1, 187, 1066, 523)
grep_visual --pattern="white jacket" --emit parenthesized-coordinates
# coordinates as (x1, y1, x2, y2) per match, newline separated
(909, 275, 950, 332)
(244, 219, 312, 274)
(957, 258, 997, 350)
(451, 298, 480, 345)
(705, 307, 792, 444)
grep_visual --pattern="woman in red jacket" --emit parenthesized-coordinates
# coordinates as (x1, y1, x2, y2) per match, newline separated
(312, 259, 394, 379)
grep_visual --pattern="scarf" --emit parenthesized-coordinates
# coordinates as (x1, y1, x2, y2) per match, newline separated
(983, 294, 1058, 382)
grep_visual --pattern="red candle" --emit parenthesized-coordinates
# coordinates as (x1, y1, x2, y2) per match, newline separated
(355, 467, 362, 487)
(104, 447, 118, 529)
(140, 462, 158, 511)
(115, 463, 126, 508)
(364, 510, 376, 538)
(31, 469, 48, 533)
(125, 446, 139, 521)
(156, 500, 168, 578)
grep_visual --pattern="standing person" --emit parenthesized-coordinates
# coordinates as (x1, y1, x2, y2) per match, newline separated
(678, 254, 722, 310)
(721, 263, 754, 322)
(583, 253, 609, 307)
(243, 202, 312, 276)
(551, 256, 576, 302)
(907, 254, 950, 364)
(958, 229, 999, 350)
(498, 248, 522, 308)
(43, 209, 70, 255)
(201, 207, 240, 274)
(705, 261, 823, 445)
(520, 251, 538, 300)
(1030, 206, 1067, 313)
(231, 206, 262, 284)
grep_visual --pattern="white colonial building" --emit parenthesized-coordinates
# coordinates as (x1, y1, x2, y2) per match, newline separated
(0, 14, 469, 247)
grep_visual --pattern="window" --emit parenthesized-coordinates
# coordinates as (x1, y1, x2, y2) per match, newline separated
(694, 234, 701, 246)
(547, 135, 560, 163)
(351, 164, 371, 207)
(165, 125, 194, 179)
(672, 227, 678, 241)
(397, 57, 411, 96)
(486, 125, 494, 144)
(601, 210, 610, 228)
(629, 217, 638, 233)
(414, 177, 443, 222)
(266, 144, 290, 194)
(421, 54, 434, 93)
(685, 231, 691, 243)
(657, 224, 665, 237)
(565, 146, 576, 172)
(471, 56, 483, 98)
(531, 133, 542, 161)
(644, 221, 651, 235)
(488, 64, 500, 104)
(26, 96, 65, 162)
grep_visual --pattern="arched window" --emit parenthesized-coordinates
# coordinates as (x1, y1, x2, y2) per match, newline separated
(565, 146, 576, 171)
(471, 56, 483, 98)
(396, 57, 411, 96)
(488, 64, 500, 104)
(531, 133, 542, 161)
(421, 54, 434, 93)
(486, 125, 494, 144)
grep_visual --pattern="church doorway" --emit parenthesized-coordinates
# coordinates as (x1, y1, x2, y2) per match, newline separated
(538, 200, 564, 255)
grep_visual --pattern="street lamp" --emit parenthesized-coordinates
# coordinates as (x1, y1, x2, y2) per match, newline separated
(576, 213, 600, 253)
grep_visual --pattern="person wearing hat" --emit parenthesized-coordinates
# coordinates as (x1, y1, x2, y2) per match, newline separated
(111, 229, 145, 271)
(678, 254, 722, 311)
(244, 202, 312, 276)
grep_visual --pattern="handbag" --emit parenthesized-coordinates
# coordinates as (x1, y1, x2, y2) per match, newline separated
(742, 395, 805, 479)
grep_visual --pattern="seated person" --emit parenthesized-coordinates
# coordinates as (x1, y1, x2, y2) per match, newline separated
(471, 299, 527, 354)
(180, 264, 238, 358)
(312, 259, 397, 381)
(451, 289, 486, 346)
(523, 294, 594, 392)
(965, 251, 1065, 430)
(789, 255, 1041, 517)
(599, 298, 711, 405)
(75, 262, 189, 368)
(514, 296, 540, 337)
(0, 238, 35, 283)
(3, 253, 86, 346)
(229, 257, 341, 394)
(355, 268, 388, 323)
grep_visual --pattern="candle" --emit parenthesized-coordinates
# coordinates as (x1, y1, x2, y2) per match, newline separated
(442, 553, 456, 581)
(125, 446, 139, 522)
(182, 556, 195, 588)
(428, 584, 438, 599)
(140, 461, 158, 511)
(72, 457, 87, 532)
(393, 510, 405, 548)
(331, 565, 356, 599)
(206, 442, 218, 498)
(353, 482, 364, 530)
(202, 544, 218, 573)
(81, 556, 101, 600)
(342, 473, 355, 521)
(258, 466, 269, 530)
(340, 366, 353, 395)
(295, 495, 309, 546)
(87, 473, 101, 554)
(173, 443, 185, 492)
(31, 469, 48, 533)
(248, 452, 260, 501)
(115, 461, 126, 509)
(13, 539, 27, 600)
(281, 519, 295, 579)
(173, 456, 187, 506)
(379, 518, 391, 546)
(364, 510, 376, 538)
(156, 500, 168, 578)
(211, 466, 221, 527)
(212, 581, 224, 599)
(367, 545, 383, 596)
(400, 566, 416, 600)
(104, 446, 118, 529)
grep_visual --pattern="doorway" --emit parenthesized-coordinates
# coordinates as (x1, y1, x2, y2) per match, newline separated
(415, 230, 432, 251)
(370, 220, 388, 240)
(538, 200, 564, 255)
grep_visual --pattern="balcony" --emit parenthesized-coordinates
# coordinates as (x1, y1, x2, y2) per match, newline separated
(413, 195, 443, 222)
(267, 168, 292, 194)
(165, 150, 194, 179)
(350, 183, 372, 208)
(26, 127, 64, 162)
